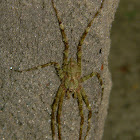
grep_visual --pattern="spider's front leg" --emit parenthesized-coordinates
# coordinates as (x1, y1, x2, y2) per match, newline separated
(51, 0, 69, 66)
(77, 0, 105, 71)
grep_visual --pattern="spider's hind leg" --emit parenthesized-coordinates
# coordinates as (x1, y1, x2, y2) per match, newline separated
(51, 85, 63, 140)
(77, 90, 84, 140)
(57, 86, 65, 140)
(81, 88, 92, 140)
(80, 72, 104, 102)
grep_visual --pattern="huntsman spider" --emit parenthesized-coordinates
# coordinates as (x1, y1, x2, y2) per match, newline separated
(14, 0, 105, 139)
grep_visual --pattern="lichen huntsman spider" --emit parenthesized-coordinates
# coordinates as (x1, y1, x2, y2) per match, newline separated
(14, 0, 105, 139)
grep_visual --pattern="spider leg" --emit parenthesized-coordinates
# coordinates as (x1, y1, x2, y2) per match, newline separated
(77, 89, 84, 140)
(80, 72, 104, 102)
(77, 0, 105, 69)
(81, 87, 92, 140)
(51, 0, 69, 66)
(51, 84, 63, 140)
(14, 62, 63, 79)
(57, 86, 65, 140)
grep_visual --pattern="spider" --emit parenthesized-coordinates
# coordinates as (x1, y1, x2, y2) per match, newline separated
(14, 0, 105, 139)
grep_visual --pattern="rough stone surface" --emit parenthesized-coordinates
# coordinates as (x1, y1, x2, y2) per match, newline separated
(0, 0, 119, 140)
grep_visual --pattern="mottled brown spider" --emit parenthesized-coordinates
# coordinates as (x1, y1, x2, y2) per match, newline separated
(14, 0, 105, 139)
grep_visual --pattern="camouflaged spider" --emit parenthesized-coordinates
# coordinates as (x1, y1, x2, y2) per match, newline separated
(14, 0, 105, 139)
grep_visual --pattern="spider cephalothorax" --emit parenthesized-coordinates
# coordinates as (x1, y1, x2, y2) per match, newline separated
(14, 0, 105, 139)
(64, 58, 81, 93)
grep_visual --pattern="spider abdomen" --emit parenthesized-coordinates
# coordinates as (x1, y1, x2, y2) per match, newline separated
(64, 76, 79, 92)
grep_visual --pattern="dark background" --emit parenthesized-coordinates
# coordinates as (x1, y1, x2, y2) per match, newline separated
(103, 0, 140, 140)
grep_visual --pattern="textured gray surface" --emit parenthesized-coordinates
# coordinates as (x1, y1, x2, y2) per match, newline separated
(0, 0, 118, 140)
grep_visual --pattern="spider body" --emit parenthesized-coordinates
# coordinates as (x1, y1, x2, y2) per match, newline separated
(64, 59, 81, 93)
(14, 0, 105, 139)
